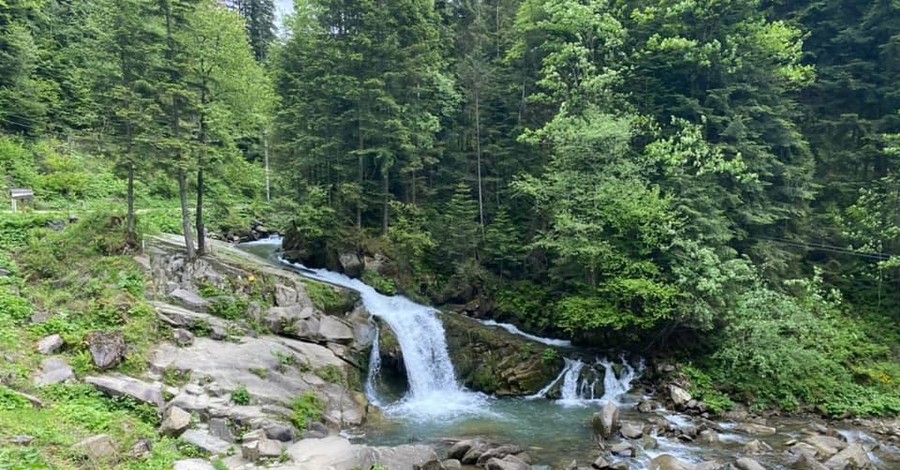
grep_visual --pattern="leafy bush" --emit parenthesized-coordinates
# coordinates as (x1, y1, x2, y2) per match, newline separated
(231, 385, 252, 405)
(362, 270, 397, 296)
(315, 365, 343, 384)
(290, 391, 325, 430)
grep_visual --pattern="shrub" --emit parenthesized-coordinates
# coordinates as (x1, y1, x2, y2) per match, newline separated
(290, 392, 325, 430)
(232, 386, 252, 405)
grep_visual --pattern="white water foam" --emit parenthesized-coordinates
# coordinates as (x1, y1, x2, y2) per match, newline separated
(478, 319, 572, 347)
(279, 258, 492, 421)
(239, 235, 283, 246)
(529, 357, 642, 406)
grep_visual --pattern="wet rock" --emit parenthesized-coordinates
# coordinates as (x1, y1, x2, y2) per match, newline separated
(485, 455, 531, 470)
(592, 456, 612, 469)
(447, 439, 478, 460)
(638, 400, 655, 413)
(159, 406, 191, 437)
(476, 444, 525, 466)
(643, 434, 659, 450)
(736, 457, 767, 470)
(791, 453, 828, 470)
(610, 442, 635, 457)
(698, 429, 719, 444)
(180, 429, 232, 455)
(35, 334, 64, 355)
(669, 385, 692, 408)
(802, 435, 846, 459)
(593, 401, 620, 440)
(170, 288, 209, 312)
(73, 434, 117, 461)
(34, 357, 75, 386)
(743, 439, 773, 454)
(442, 459, 462, 469)
(737, 422, 777, 436)
(608, 463, 629, 470)
(723, 404, 750, 421)
(130, 439, 152, 459)
(789, 442, 821, 460)
(823, 443, 874, 469)
(173, 328, 194, 347)
(620, 421, 644, 439)
(696, 462, 723, 470)
(649, 454, 696, 470)
(173, 459, 215, 470)
(338, 252, 364, 278)
(86, 374, 164, 408)
(414, 460, 447, 470)
(461, 441, 491, 464)
(86, 331, 126, 370)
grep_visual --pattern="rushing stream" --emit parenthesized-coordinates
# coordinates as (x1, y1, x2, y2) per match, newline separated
(239, 238, 899, 468)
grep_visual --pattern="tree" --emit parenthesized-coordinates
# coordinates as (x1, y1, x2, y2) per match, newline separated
(227, 0, 276, 61)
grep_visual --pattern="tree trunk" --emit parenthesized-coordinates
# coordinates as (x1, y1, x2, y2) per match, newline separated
(178, 170, 195, 260)
(475, 87, 485, 239)
(196, 162, 206, 256)
(382, 169, 389, 235)
(126, 161, 137, 247)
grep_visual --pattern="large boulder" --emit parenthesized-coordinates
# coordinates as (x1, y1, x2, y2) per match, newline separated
(592, 401, 620, 440)
(170, 288, 209, 312)
(179, 430, 232, 456)
(35, 334, 64, 355)
(823, 443, 874, 469)
(338, 252, 364, 278)
(85, 374, 164, 408)
(802, 435, 846, 459)
(159, 406, 192, 437)
(649, 454, 696, 470)
(288, 436, 439, 470)
(737, 422, 777, 436)
(485, 455, 531, 470)
(669, 384, 692, 408)
(73, 434, 117, 461)
(34, 357, 75, 386)
(86, 331, 126, 370)
(440, 314, 564, 396)
(735, 458, 766, 470)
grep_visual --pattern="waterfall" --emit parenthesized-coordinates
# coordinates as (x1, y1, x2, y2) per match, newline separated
(531, 357, 642, 405)
(598, 357, 640, 402)
(278, 258, 489, 419)
(556, 359, 586, 405)
(365, 327, 382, 406)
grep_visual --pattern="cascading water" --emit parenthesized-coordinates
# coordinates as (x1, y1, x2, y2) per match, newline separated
(530, 356, 642, 406)
(278, 258, 490, 420)
(364, 327, 382, 406)
(556, 359, 586, 406)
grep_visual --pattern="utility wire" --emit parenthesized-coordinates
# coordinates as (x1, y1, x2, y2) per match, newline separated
(752, 235, 895, 261)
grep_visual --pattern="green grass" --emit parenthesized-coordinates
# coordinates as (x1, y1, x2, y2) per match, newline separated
(290, 392, 325, 430)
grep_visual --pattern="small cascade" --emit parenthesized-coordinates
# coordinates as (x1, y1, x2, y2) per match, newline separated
(478, 319, 572, 347)
(364, 327, 382, 406)
(531, 356, 642, 405)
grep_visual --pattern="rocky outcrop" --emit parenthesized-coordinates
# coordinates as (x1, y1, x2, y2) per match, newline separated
(85, 374, 165, 409)
(86, 331, 126, 370)
(592, 401, 620, 440)
(439, 313, 564, 396)
(34, 357, 74, 386)
(287, 435, 439, 470)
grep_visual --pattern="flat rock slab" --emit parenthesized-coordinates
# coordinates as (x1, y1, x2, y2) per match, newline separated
(286, 436, 438, 470)
(180, 429, 233, 456)
(85, 374, 164, 409)
(173, 459, 216, 470)
(170, 289, 210, 312)
(35, 334, 64, 355)
(152, 301, 233, 333)
(34, 357, 74, 386)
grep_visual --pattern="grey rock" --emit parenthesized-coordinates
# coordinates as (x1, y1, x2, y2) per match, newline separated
(208, 418, 235, 443)
(743, 439, 773, 455)
(461, 441, 490, 464)
(593, 401, 620, 440)
(737, 422, 777, 436)
(736, 457, 767, 470)
(171, 288, 210, 312)
(86, 374, 164, 408)
(789, 442, 821, 460)
(210, 325, 228, 340)
(11, 435, 34, 446)
(823, 443, 874, 470)
(447, 439, 477, 460)
(620, 421, 644, 439)
(73, 434, 117, 461)
(649, 454, 697, 470)
(338, 252, 364, 278)
(274, 284, 300, 307)
(485, 455, 531, 470)
(29, 311, 51, 324)
(609, 463, 629, 470)
(174, 328, 195, 347)
(802, 435, 846, 459)
(643, 434, 659, 450)
(669, 384, 692, 408)
(442, 459, 462, 469)
(592, 455, 612, 469)
(696, 462, 724, 470)
(35, 334, 64, 355)
(130, 439, 153, 459)
(318, 316, 355, 344)
(264, 305, 315, 334)
(610, 442, 635, 457)
(242, 429, 267, 443)
(414, 460, 447, 470)
(34, 357, 75, 386)
(263, 423, 295, 442)
(698, 429, 719, 444)
(180, 429, 232, 456)
(476, 444, 525, 466)
(173, 459, 216, 470)
(637, 400, 655, 413)
(160, 406, 191, 437)
(791, 454, 828, 470)
(258, 438, 283, 459)
(86, 330, 126, 370)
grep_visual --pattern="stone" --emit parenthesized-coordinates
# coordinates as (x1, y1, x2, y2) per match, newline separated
(171, 288, 210, 312)
(736, 457, 767, 470)
(698, 429, 719, 444)
(264, 305, 315, 334)
(85, 374, 164, 408)
(35, 334, 64, 355)
(802, 435, 846, 459)
(160, 406, 191, 437)
(791, 454, 828, 470)
(695, 462, 723, 470)
(274, 284, 300, 306)
(461, 441, 491, 464)
(485, 456, 530, 470)
(737, 422, 777, 436)
(789, 442, 821, 460)
(414, 460, 447, 470)
(86, 331, 126, 370)
(210, 325, 228, 340)
(610, 442, 635, 457)
(643, 434, 659, 450)
(593, 401, 620, 440)
(179, 429, 232, 456)
(29, 311, 51, 324)
(620, 421, 644, 439)
(592, 456, 612, 469)
(73, 434, 117, 461)
(637, 400, 655, 413)
(34, 357, 75, 386)
(609, 463, 629, 470)
(442, 459, 463, 469)
(130, 439, 153, 459)
(242, 429, 267, 443)
(475, 444, 525, 466)
(447, 440, 477, 460)
(173, 459, 216, 470)
(743, 439, 773, 454)
(208, 418, 235, 442)
(823, 443, 873, 470)
(649, 454, 696, 470)
(318, 315, 355, 344)
(669, 384, 692, 408)
(11, 435, 34, 446)
(242, 438, 283, 462)
(338, 252, 364, 278)
(174, 328, 194, 347)
(264, 422, 295, 442)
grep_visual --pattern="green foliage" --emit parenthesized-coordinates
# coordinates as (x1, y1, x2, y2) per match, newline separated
(682, 365, 733, 415)
(541, 348, 559, 366)
(361, 270, 397, 296)
(208, 296, 249, 321)
(315, 365, 344, 385)
(290, 392, 325, 430)
(232, 385, 252, 406)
